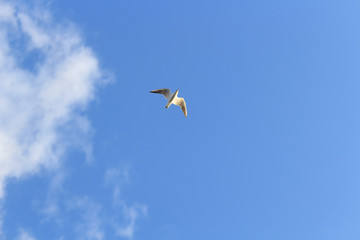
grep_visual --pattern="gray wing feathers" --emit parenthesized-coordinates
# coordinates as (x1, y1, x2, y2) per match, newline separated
(150, 88, 171, 100)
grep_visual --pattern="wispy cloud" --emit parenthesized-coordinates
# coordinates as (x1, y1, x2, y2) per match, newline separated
(0, 203, 3, 240)
(41, 170, 66, 221)
(36, 166, 146, 240)
(114, 204, 147, 239)
(105, 166, 147, 239)
(15, 229, 36, 240)
(0, 0, 108, 198)
(0, 1, 146, 239)
(69, 197, 105, 240)
(104, 166, 130, 202)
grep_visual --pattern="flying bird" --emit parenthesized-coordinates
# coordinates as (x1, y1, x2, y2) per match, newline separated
(150, 88, 187, 117)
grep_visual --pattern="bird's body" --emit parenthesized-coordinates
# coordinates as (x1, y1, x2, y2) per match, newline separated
(150, 88, 187, 117)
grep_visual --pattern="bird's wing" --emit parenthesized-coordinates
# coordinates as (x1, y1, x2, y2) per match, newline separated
(150, 88, 171, 100)
(174, 97, 187, 117)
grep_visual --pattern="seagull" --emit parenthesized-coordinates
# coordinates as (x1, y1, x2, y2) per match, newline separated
(150, 88, 187, 117)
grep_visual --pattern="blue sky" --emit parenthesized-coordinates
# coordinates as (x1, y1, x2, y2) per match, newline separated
(1, 0, 360, 239)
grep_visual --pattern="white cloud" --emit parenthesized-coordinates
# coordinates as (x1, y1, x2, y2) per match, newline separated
(104, 166, 130, 202)
(0, 2, 15, 25)
(0, 1, 146, 239)
(70, 197, 105, 240)
(115, 204, 147, 239)
(15, 229, 36, 240)
(105, 167, 147, 239)
(0, 206, 3, 240)
(0, 0, 108, 198)
(36, 166, 146, 240)
(41, 170, 66, 220)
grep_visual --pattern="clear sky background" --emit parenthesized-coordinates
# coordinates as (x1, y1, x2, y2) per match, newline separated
(1, 0, 360, 239)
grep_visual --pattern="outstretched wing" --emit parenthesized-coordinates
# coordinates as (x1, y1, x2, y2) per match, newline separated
(150, 88, 171, 100)
(174, 97, 187, 118)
